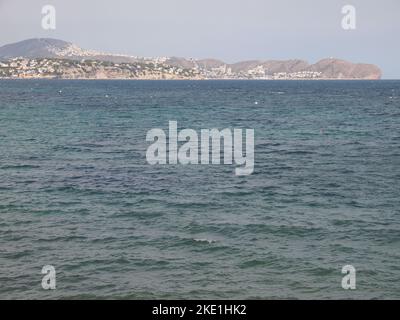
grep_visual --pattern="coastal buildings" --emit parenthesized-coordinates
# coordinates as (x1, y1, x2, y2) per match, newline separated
(0, 57, 373, 80)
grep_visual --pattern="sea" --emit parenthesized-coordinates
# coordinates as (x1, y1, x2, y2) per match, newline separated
(0, 79, 399, 299)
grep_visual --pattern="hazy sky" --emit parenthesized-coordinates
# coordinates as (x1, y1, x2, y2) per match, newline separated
(0, 0, 399, 78)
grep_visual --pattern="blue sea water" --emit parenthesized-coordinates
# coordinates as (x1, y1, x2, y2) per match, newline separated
(0, 79, 399, 299)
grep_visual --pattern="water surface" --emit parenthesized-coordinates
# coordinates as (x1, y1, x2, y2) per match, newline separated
(0, 80, 399, 299)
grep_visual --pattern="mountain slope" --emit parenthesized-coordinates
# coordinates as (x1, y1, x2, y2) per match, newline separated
(0, 38, 141, 63)
(309, 58, 382, 79)
(0, 38, 98, 59)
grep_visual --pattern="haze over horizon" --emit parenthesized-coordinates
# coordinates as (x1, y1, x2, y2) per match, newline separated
(1, 0, 399, 78)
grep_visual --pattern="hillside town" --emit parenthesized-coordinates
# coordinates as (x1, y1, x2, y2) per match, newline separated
(0, 57, 326, 80)
(0, 58, 202, 80)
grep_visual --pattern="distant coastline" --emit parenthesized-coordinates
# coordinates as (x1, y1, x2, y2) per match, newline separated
(0, 38, 382, 80)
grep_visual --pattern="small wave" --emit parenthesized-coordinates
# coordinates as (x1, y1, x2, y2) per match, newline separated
(270, 91, 285, 94)
(193, 238, 216, 244)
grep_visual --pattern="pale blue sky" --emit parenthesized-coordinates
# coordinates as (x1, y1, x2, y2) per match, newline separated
(0, 0, 399, 78)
